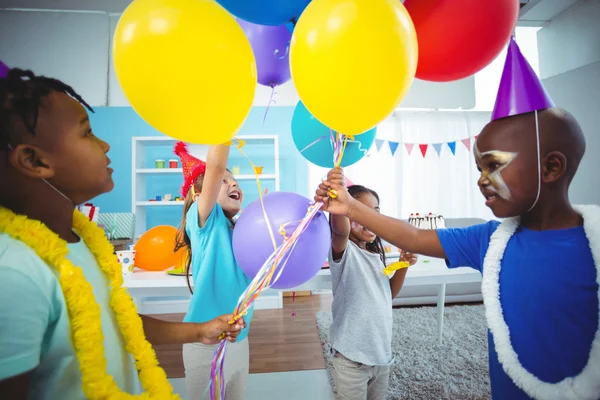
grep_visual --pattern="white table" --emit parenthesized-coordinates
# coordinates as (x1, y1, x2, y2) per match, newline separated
(124, 257, 481, 344)
(289, 257, 482, 344)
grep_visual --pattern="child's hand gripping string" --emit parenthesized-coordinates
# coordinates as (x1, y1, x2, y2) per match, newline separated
(314, 167, 354, 215)
(217, 315, 246, 341)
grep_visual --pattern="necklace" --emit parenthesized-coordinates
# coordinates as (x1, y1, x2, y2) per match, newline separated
(0, 207, 179, 399)
(481, 205, 600, 400)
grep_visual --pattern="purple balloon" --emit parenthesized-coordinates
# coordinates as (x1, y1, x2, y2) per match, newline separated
(233, 192, 331, 289)
(0, 61, 9, 78)
(237, 19, 292, 88)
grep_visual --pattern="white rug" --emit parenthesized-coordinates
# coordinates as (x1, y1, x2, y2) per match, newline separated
(316, 305, 491, 400)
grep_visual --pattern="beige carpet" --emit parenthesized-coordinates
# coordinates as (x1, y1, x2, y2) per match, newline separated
(316, 305, 491, 400)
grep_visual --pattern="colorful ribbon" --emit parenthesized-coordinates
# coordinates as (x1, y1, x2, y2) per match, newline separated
(209, 132, 349, 400)
(262, 87, 278, 126)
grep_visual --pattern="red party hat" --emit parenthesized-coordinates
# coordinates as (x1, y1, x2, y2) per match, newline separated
(174, 142, 206, 197)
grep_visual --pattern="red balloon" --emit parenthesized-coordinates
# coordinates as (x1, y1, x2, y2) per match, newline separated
(404, 0, 519, 82)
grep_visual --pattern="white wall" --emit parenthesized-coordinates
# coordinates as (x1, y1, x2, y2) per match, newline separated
(0, 10, 110, 106)
(1, 9, 476, 109)
(538, 0, 600, 205)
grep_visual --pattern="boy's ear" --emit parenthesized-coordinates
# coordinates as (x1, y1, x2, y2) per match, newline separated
(8, 144, 54, 178)
(541, 151, 567, 183)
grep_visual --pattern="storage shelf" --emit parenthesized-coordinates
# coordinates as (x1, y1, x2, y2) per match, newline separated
(136, 168, 182, 174)
(135, 135, 277, 146)
(136, 201, 184, 206)
(132, 134, 280, 237)
(136, 169, 277, 180)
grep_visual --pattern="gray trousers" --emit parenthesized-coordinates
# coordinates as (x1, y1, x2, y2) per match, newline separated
(332, 351, 390, 400)
(183, 339, 249, 400)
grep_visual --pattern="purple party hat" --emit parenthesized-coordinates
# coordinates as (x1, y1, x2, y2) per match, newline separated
(0, 61, 9, 78)
(491, 37, 554, 121)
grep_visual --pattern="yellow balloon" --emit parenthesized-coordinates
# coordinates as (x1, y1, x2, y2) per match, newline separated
(113, 0, 256, 144)
(290, 0, 418, 135)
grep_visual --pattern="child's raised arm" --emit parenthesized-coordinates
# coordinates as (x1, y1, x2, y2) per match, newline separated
(316, 173, 446, 259)
(327, 168, 351, 260)
(197, 144, 230, 227)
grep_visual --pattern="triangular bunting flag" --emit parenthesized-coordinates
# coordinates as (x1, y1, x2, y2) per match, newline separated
(404, 143, 414, 155)
(375, 139, 385, 152)
(432, 143, 443, 156)
(388, 141, 400, 156)
(447, 141, 456, 155)
(419, 144, 428, 157)
(474, 135, 479, 141)
(461, 138, 471, 150)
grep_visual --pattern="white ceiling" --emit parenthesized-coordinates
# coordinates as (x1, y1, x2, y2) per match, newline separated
(0, 0, 586, 25)
(519, 0, 584, 26)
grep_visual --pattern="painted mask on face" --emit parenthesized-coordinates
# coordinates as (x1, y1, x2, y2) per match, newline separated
(474, 145, 518, 201)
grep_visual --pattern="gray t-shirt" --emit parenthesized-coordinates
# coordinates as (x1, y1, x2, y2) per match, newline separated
(329, 240, 393, 366)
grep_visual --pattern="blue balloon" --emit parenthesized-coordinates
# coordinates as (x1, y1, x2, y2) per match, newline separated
(218, 1, 311, 26)
(284, 20, 296, 34)
(292, 101, 376, 168)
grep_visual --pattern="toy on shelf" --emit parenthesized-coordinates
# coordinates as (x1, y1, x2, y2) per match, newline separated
(169, 159, 178, 168)
(231, 166, 241, 175)
(154, 159, 165, 168)
(77, 203, 100, 223)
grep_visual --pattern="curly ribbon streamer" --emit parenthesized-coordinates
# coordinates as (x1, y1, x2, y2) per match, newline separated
(298, 135, 327, 154)
(226, 138, 277, 251)
(273, 40, 290, 60)
(262, 86, 278, 126)
(210, 130, 350, 400)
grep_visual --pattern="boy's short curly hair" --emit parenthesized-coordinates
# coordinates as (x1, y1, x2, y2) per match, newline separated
(0, 68, 93, 150)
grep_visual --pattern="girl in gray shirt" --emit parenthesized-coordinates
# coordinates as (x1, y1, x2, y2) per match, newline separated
(328, 183, 416, 400)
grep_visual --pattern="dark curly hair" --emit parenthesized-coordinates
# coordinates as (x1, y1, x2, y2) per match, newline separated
(330, 184, 387, 267)
(0, 68, 93, 150)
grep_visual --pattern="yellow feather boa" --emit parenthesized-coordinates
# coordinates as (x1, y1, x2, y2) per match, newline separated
(0, 207, 179, 399)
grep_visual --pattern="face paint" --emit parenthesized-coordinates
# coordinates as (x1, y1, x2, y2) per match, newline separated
(474, 145, 518, 201)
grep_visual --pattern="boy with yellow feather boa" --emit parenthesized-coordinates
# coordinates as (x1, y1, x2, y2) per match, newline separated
(0, 69, 244, 399)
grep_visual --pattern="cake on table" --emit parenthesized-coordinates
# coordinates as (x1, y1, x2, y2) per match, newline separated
(408, 213, 445, 229)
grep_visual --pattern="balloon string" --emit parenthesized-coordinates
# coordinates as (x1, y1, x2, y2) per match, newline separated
(291, 291, 296, 317)
(210, 202, 325, 400)
(211, 131, 349, 400)
(298, 135, 327, 154)
(273, 40, 291, 60)
(262, 86, 278, 126)
(226, 138, 277, 251)
(345, 138, 368, 155)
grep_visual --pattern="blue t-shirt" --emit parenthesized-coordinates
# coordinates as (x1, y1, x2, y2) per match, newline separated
(437, 221, 598, 399)
(183, 202, 253, 341)
(0, 233, 140, 399)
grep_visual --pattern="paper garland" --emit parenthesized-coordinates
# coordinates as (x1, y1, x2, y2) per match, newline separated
(373, 135, 479, 158)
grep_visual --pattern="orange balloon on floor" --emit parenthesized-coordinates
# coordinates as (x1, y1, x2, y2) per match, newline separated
(135, 225, 180, 271)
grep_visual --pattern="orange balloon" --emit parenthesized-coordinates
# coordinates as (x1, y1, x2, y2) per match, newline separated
(135, 225, 180, 271)
(174, 246, 189, 270)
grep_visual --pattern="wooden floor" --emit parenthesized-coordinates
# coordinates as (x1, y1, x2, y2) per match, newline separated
(152, 294, 333, 378)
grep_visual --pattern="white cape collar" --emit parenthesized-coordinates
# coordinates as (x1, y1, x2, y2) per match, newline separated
(482, 205, 600, 400)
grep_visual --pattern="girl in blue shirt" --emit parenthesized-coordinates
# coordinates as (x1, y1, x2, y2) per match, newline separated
(174, 142, 252, 400)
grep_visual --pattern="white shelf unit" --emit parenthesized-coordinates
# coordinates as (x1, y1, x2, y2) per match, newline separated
(132, 135, 280, 237)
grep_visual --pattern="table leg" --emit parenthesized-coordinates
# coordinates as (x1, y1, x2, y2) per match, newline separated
(437, 283, 446, 344)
